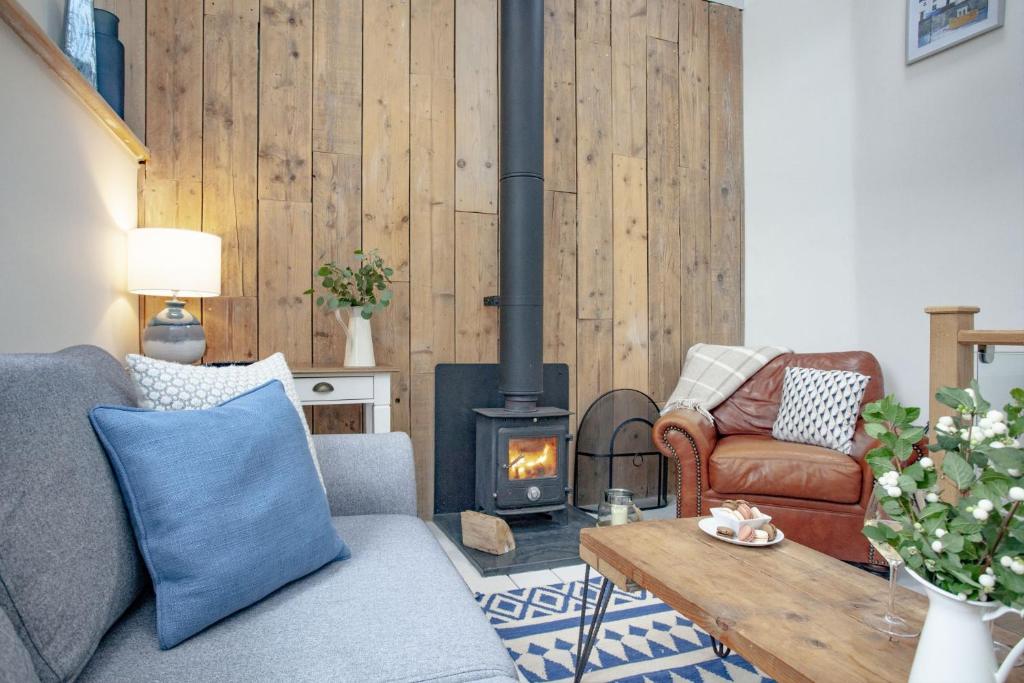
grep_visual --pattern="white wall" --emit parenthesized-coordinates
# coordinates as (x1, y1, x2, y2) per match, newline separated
(0, 9, 139, 358)
(744, 0, 1024, 415)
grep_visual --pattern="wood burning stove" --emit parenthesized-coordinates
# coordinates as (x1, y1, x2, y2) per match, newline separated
(475, 407, 571, 516)
(472, 0, 571, 518)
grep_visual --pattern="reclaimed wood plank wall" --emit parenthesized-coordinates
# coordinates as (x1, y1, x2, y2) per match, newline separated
(132, 0, 743, 517)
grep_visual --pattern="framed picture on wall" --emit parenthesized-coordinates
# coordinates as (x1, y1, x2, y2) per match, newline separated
(907, 0, 1006, 63)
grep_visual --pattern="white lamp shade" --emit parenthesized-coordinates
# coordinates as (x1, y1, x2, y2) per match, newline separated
(126, 228, 222, 297)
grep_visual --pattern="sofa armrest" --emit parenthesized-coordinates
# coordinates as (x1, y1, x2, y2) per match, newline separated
(313, 433, 417, 517)
(652, 409, 718, 519)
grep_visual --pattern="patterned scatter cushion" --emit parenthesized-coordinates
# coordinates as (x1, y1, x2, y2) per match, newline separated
(126, 353, 322, 484)
(771, 366, 870, 455)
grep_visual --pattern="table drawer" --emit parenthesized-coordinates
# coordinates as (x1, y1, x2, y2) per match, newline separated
(294, 376, 374, 403)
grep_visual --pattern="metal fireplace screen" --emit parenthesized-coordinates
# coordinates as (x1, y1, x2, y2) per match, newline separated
(573, 388, 667, 512)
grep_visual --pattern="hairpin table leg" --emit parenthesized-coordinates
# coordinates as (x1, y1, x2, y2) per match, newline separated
(574, 576, 613, 682)
(711, 636, 731, 658)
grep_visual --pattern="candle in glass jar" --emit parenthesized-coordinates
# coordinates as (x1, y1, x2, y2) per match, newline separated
(610, 503, 628, 526)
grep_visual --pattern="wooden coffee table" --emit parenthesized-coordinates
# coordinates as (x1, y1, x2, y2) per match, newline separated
(576, 518, 1024, 683)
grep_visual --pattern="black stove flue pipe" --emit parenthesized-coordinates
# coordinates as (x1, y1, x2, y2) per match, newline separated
(498, 0, 545, 411)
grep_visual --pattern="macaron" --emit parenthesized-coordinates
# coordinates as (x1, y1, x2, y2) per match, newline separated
(716, 526, 735, 538)
(763, 523, 777, 541)
(722, 500, 740, 511)
(737, 503, 753, 520)
(750, 506, 764, 518)
(752, 529, 769, 541)
(737, 525, 754, 542)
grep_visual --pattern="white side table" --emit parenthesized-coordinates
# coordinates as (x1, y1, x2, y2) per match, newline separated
(291, 367, 397, 434)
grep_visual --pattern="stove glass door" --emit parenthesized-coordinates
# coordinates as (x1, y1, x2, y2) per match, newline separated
(506, 435, 559, 480)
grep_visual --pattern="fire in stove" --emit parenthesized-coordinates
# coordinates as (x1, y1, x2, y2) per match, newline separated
(507, 437, 558, 480)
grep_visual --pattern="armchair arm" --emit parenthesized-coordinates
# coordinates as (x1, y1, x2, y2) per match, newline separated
(652, 409, 718, 518)
(313, 433, 417, 517)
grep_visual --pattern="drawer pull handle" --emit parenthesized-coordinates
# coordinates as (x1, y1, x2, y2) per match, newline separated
(312, 382, 334, 394)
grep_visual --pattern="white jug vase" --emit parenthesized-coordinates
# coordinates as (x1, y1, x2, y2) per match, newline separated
(906, 567, 1024, 683)
(335, 307, 375, 367)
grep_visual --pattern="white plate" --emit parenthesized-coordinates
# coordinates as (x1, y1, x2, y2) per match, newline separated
(698, 516, 785, 547)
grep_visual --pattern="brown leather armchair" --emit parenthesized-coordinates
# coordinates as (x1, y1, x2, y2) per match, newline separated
(653, 351, 923, 564)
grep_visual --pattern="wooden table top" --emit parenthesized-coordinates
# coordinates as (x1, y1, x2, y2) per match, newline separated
(580, 518, 1024, 683)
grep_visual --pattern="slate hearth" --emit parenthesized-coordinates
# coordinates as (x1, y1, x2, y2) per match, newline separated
(433, 507, 596, 577)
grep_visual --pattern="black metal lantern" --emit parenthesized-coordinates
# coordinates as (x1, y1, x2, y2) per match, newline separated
(573, 389, 668, 512)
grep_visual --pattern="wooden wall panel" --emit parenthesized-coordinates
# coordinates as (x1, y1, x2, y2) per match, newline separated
(146, 0, 202, 181)
(203, 297, 257, 362)
(258, 0, 313, 203)
(257, 200, 312, 365)
(575, 0, 610, 45)
(313, 0, 361, 156)
(679, 0, 712, 358)
(612, 154, 649, 393)
(410, 0, 455, 515)
(544, 0, 576, 193)
(454, 0, 498, 214)
(709, 3, 744, 346)
(610, 0, 646, 158)
(202, 0, 259, 362)
(376, 281, 412, 434)
(647, 0, 678, 42)
(646, 36, 681, 401)
(312, 152, 362, 363)
(455, 211, 498, 363)
(363, 0, 411, 280)
(575, 39, 613, 320)
(139, 0, 744, 517)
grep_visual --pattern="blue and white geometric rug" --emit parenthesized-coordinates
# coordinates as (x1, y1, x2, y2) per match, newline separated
(476, 577, 774, 683)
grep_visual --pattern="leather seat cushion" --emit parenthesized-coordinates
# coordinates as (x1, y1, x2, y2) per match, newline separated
(709, 435, 863, 504)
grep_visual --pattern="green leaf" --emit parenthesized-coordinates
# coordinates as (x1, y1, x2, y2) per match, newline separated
(936, 386, 974, 412)
(360, 306, 373, 320)
(942, 533, 965, 554)
(905, 407, 922, 423)
(942, 451, 975, 490)
(865, 422, 888, 439)
(317, 266, 331, 276)
(316, 296, 324, 306)
(381, 289, 393, 303)
(901, 426, 925, 444)
(903, 462, 925, 482)
(303, 288, 314, 295)
(919, 502, 949, 518)
(897, 474, 918, 494)
(383, 267, 394, 277)
(863, 523, 898, 543)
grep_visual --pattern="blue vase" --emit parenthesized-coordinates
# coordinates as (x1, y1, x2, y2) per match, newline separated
(93, 8, 124, 117)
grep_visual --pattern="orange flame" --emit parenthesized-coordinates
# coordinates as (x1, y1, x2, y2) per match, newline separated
(508, 436, 558, 480)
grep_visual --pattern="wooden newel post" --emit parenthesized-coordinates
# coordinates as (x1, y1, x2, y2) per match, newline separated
(925, 306, 979, 425)
(926, 306, 979, 501)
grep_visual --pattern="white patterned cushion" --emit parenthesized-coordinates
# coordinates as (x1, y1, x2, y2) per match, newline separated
(771, 366, 870, 455)
(125, 353, 322, 484)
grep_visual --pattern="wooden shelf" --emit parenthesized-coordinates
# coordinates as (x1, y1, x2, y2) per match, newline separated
(0, 0, 148, 162)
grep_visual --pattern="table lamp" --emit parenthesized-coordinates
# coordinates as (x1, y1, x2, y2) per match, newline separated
(127, 228, 221, 364)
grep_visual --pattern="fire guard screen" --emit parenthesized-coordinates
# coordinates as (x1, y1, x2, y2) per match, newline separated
(573, 388, 668, 512)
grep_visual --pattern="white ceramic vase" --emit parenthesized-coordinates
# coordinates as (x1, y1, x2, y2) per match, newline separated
(335, 307, 375, 367)
(906, 567, 1024, 683)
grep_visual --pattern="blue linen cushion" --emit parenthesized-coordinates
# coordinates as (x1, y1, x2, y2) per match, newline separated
(89, 380, 349, 649)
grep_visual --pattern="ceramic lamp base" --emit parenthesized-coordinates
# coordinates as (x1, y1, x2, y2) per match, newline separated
(142, 299, 206, 364)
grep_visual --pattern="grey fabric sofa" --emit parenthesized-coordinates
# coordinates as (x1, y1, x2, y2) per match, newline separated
(0, 346, 517, 683)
